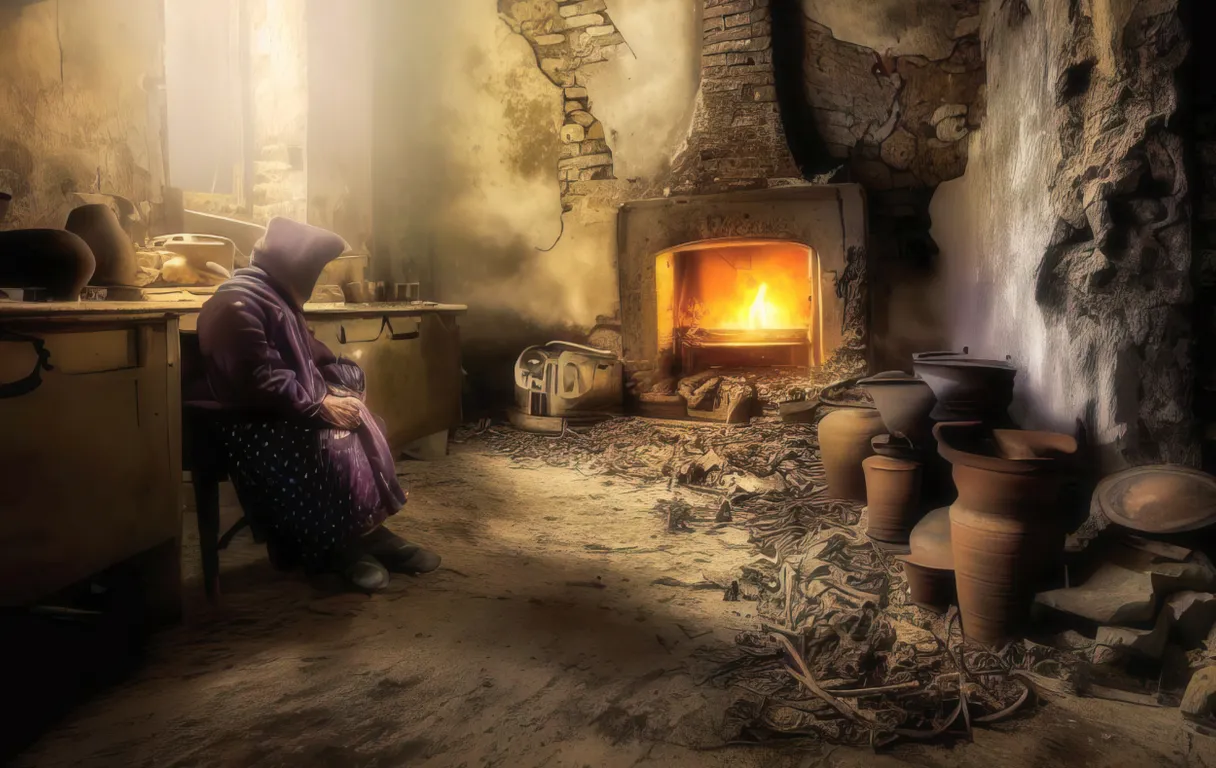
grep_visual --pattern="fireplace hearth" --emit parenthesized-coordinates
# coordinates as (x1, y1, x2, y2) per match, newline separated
(617, 185, 868, 412)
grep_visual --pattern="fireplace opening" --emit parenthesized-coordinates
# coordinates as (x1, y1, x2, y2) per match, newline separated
(656, 238, 821, 377)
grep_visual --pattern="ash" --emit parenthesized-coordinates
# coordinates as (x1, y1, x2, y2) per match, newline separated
(461, 413, 1086, 748)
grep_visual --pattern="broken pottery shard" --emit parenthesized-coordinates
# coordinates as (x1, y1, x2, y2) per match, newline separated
(1150, 552, 1216, 594)
(728, 472, 787, 496)
(1168, 592, 1216, 648)
(1035, 561, 1157, 625)
(1093, 610, 1171, 664)
(1182, 667, 1216, 722)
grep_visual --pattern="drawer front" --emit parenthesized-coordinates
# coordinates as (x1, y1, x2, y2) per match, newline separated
(310, 314, 462, 451)
(0, 320, 182, 606)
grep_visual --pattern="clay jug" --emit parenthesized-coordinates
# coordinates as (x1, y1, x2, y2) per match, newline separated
(935, 422, 1077, 646)
(862, 455, 924, 544)
(65, 203, 137, 286)
(0, 229, 96, 300)
(819, 407, 885, 502)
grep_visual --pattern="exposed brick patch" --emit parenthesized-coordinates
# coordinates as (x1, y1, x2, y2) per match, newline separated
(500, 0, 629, 208)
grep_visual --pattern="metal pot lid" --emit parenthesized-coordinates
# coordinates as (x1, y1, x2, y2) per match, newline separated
(903, 507, 953, 570)
(1095, 465, 1216, 534)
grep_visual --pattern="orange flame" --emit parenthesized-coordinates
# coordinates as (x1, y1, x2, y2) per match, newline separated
(748, 284, 770, 329)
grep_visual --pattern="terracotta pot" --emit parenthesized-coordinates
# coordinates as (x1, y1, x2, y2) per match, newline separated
(899, 506, 955, 610)
(859, 371, 937, 444)
(935, 421, 1077, 646)
(863, 455, 924, 544)
(65, 204, 137, 286)
(818, 407, 885, 502)
(912, 350, 1017, 423)
(0, 229, 96, 300)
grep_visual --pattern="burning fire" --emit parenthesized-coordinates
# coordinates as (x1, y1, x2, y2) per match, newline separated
(673, 244, 811, 332)
(747, 284, 771, 329)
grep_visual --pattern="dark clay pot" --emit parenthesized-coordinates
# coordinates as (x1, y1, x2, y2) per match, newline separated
(819, 407, 885, 502)
(0, 229, 96, 300)
(935, 422, 1077, 646)
(912, 350, 1017, 424)
(859, 371, 937, 445)
(862, 455, 924, 544)
(65, 204, 137, 286)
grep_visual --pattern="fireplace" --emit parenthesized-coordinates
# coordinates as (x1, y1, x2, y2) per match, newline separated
(658, 239, 820, 374)
(617, 185, 868, 410)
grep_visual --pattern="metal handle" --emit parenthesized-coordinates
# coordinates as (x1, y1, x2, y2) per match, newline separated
(337, 317, 420, 345)
(0, 329, 54, 399)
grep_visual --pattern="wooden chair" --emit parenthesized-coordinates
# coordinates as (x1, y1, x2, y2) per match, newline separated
(180, 332, 251, 600)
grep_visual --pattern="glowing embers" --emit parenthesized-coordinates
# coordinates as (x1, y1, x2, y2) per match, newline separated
(656, 239, 818, 372)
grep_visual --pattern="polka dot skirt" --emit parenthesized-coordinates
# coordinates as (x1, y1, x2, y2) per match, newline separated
(222, 420, 388, 571)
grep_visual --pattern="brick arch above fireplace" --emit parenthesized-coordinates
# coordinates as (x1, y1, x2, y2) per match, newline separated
(617, 184, 867, 382)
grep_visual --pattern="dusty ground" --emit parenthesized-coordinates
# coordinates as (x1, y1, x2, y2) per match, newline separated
(17, 442, 1216, 767)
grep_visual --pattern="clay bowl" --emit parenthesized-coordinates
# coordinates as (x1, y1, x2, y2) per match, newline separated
(912, 350, 1017, 423)
(1094, 465, 1216, 534)
(65, 203, 137, 286)
(0, 229, 96, 300)
(859, 371, 937, 444)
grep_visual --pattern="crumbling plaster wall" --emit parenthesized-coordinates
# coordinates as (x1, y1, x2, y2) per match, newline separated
(786, 0, 985, 372)
(373, 0, 701, 400)
(0, 0, 167, 230)
(930, 0, 1195, 468)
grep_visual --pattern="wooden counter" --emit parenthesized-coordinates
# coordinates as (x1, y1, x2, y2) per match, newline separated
(0, 298, 467, 616)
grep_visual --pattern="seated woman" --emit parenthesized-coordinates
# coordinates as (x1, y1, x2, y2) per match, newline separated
(196, 217, 439, 592)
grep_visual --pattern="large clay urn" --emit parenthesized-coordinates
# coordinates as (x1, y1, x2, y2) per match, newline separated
(862, 455, 924, 544)
(935, 422, 1077, 646)
(819, 406, 885, 502)
(0, 229, 96, 300)
(859, 371, 937, 445)
(912, 350, 1017, 424)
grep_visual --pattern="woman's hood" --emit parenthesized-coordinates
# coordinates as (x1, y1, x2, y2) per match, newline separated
(252, 217, 348, 304)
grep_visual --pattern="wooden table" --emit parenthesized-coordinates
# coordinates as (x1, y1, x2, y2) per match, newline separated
(0, 299, 466, 619)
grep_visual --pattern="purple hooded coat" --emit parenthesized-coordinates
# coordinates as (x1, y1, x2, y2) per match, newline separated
(196, 219, 406, 565)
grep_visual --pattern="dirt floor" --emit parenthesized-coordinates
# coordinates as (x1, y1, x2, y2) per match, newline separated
(16, 442, 1216, 767)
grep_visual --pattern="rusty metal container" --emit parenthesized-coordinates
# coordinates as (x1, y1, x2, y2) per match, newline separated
(862, 455, 924, 544)
(935, 422, 1077, 646)
(819, 407, 885, 502)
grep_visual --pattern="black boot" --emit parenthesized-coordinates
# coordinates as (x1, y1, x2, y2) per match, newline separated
(361, 526, 441, 574)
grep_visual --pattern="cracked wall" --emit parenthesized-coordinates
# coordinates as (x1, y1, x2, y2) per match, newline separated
(0, 0, 167, 230)
(930, 0, 1195, 468)
(372, 0, 700, 403)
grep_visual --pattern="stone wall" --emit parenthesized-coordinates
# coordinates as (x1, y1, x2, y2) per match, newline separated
(788, 1, 985, 372)
(931, 0, 1196, 469)
(0, 0, 167, 230)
